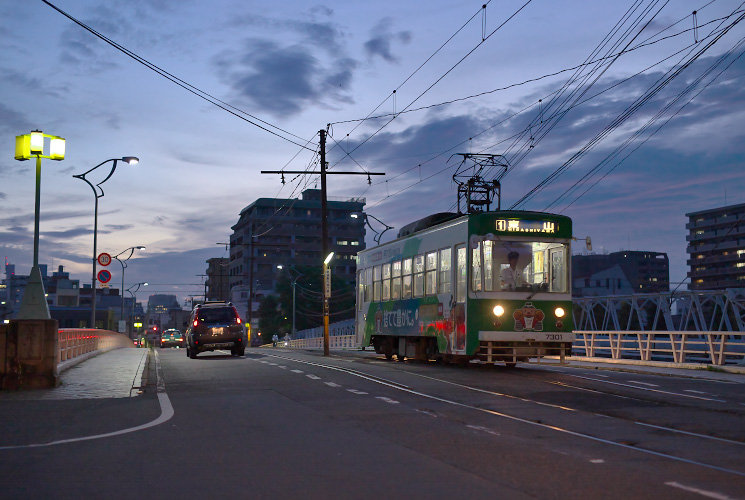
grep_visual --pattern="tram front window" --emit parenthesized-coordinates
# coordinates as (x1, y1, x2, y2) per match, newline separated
(471, 240, 568, 293)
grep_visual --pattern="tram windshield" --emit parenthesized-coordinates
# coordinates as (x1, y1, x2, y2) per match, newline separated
(472, 239, 569, 293)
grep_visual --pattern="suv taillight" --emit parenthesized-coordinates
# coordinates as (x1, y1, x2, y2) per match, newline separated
(193, 317, 200, 327)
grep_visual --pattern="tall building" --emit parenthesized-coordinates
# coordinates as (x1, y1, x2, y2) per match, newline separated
(229, 188, 366, 327)
(205, 257, 230, 302)
(687, 202, 745, 290)
(572, 251, 669, 297)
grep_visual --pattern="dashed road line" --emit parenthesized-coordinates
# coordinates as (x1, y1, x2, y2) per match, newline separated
(628, 381, 659, 387)
(347, 389, 368, 395)
(665, 481, 737, 499)
(291, 369, 304, 374)
(376, 397, 400, 404)
(306, 374, 321, 380)
(324, 382, 341, 388)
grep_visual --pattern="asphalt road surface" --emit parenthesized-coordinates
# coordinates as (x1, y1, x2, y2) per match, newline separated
(1, 347, 744, 500)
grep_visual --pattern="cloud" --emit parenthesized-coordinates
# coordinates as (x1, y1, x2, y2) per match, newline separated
(363, 18, 412, 63)
(105, 224, 134, 231)
(216, 39, 357, 116)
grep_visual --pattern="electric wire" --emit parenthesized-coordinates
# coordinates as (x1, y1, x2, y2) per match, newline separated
(41, 0, 314, 152)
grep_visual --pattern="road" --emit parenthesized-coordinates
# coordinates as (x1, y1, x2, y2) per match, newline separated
(1, 347, 744, 499)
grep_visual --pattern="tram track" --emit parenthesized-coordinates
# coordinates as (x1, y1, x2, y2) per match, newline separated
(262, 351, 745, 478)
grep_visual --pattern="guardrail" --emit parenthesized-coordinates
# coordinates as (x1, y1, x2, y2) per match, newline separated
(58, 328, 134, 367)
(573, 331, 745, 365)
(274, 335, 358, 350)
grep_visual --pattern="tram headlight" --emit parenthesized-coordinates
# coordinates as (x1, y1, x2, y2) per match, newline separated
(555, 307, 565, 318)
(493, 305, 505, 317)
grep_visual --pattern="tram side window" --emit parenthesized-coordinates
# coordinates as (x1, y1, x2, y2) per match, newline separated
(439, 247, 451, 294)
(471, 246, 482, 292)
(382, 263, 391, 301)
(425, 251, 437, 295)
(373, 265, 382, 302)
(413, 255, 425, 297)
(402, 258, 413, 299)
(364, 267, 372, 302)
(391, 260, 402, 300)
(456, 246, 466, 302)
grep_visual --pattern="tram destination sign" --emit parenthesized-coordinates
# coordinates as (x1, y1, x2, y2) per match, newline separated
(496, 219, 557, 234)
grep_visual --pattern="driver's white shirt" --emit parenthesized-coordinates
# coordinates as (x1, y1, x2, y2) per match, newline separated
(500, 266, 523, 289)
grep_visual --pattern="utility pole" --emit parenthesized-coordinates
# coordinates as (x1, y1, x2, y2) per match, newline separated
(320, 129, 330, 356)
(262, 127, 385, 356)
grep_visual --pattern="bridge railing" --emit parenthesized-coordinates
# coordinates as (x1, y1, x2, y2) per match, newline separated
(279, 335, 358, 350)
(572, 331, 745, 365)
(58, 329, 134, 367)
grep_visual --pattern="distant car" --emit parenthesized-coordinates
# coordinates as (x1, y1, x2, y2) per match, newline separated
(160, 329, 184, 348)
(133, 337, 143, 347)
(185, 301, 246, 359)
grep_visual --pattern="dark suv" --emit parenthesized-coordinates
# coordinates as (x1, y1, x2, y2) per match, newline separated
(185, 302, 246, 359)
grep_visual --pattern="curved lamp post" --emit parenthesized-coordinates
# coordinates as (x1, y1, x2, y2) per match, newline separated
(351, 213, 393, 245)
(74, 157, 139, 328)
(114, 246, 146, 334)
(14, 130, 65, 319)
(276, 264, 305, 337)
(126, 282, 148, 339)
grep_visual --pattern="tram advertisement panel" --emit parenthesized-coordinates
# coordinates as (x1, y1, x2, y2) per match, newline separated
(364, 295, 459, 354)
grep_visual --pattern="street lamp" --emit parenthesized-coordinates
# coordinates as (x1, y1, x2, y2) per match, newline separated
(351, 212, 393, 245)
(127, 282, 148, 339)
(14, 130, 66, 319)
(277, 264, 304, 337)
(114, 246, 146, 334)
(73, 156, 139, 328)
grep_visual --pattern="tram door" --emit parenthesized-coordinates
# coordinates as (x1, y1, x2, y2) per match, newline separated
(451, 245, 467, 354)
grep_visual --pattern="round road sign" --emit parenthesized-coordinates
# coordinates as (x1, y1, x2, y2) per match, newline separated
(98, 252, 112, 266)
(97, 269, 112, 283)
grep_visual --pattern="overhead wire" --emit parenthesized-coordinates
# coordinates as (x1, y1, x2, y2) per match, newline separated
(41, 0, 314, 152)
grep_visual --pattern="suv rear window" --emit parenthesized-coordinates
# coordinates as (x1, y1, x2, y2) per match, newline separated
(196, 307, 236, 324)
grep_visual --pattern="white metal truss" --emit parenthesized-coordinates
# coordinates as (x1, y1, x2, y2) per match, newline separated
(572, 289, 745, 332)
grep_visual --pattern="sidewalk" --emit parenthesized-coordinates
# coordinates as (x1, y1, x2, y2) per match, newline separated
(0, 347, 149, 400)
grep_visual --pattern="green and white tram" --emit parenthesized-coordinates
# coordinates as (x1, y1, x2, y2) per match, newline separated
(355, 210, 574, 365)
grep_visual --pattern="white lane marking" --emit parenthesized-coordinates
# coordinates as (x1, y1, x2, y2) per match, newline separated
(291, 369, 304, 374)
(277, 365, 287, 369)
(665, 482, 738, 499)
(628, 381, 659, 387)
(259, 360, 269, 364)
(589, 459, 605, 464)
(636, 422, 745, 446)
(268, 363, 278, 366)
(0, 349, 175, 450)
(347, 389, 368, 395)
(376, 397, 400, 404)
(324, 382, 341, 388)
(568, 374, 727, 402)
(684, 390, 708, 395)
(306, 374, 321, 380)
(466, 425, 499, 436)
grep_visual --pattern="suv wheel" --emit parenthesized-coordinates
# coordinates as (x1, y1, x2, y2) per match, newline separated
(189, 346, 198, 359)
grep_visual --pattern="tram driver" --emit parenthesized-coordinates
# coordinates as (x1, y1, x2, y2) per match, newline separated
(500, 251, 524, 290)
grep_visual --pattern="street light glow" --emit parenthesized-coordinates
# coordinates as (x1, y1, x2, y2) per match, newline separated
(122, 156, 139, 165)
(29, 130, 44, 155)
(324, 252, 334, 265)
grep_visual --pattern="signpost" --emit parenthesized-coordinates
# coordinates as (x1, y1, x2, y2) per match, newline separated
(97, 252, 111, 266)
(97, 269, 112, 284)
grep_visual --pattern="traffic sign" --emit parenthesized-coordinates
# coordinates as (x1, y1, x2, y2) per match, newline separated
(97, 252, 112, 266)
(97, 269, 112, 283)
